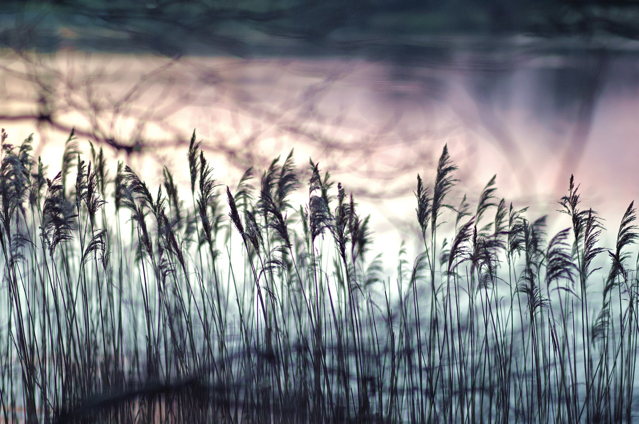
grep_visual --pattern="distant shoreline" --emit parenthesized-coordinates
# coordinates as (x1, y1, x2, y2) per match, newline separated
(1, 11, 639, 60)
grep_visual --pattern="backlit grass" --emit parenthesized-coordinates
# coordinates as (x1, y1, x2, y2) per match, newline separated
(0, 128, 637, 424)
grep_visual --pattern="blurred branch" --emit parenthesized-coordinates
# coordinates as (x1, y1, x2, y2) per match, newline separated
(0, 0, 637, 202)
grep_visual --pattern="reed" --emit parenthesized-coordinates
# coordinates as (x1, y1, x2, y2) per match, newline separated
(0, 128, 637, 424)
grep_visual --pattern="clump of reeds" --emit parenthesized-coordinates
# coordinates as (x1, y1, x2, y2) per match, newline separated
(0, 128, 637, 424)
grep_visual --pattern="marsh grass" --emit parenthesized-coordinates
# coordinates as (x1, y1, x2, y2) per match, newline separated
(1, 128, 638, 424)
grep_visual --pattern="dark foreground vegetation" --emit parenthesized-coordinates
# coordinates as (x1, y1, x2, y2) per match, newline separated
(0, 128, 638, 424)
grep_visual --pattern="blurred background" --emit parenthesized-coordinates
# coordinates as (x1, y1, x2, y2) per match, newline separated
(1, 0, 639, 255)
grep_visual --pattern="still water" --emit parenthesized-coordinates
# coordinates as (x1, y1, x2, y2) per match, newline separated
(2, 42, 639, 422)
(2, 47, 639, 260)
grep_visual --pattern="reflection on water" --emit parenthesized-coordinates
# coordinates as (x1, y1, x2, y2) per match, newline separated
(1, 46, 638, 256)
(2, 43, 639, 423)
